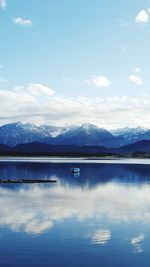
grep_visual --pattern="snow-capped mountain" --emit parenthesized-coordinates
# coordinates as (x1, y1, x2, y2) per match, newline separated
(0, 122, 118, 147)
(0, 122, 51, 146)
(0, 122, 149, 148)
(137, 129, 150, 142)
(111, 127, 146, 145)
(40, 125, 68, 137)
(0, 122, 79, 146)
(111, 127, 146, 137)
(51, 123, 118, 147)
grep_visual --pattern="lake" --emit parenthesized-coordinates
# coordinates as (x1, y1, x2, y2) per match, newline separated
(0, 158, 150, 266)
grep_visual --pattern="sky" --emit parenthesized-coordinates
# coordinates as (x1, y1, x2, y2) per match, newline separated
(0, 0, 150, 129)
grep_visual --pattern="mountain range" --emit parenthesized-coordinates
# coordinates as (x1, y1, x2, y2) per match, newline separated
(0, 122, 150, 155)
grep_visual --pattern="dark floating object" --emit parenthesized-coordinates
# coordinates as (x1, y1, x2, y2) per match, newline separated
(0, 179, 57, 184)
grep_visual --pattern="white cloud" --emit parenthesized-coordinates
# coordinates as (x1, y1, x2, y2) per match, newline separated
(13, 17, 32, 26)
(15, 83, 55, 97)
(129, 75, 143, 85)
(135, 10, 149, 24)
(1, 83, 150, 128)
(0, 0, 6, 9)
(132, 66, 141, 73)
(88, 75, 111, 88)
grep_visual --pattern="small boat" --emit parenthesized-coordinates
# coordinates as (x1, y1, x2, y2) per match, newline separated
(71, 168, 80, 174)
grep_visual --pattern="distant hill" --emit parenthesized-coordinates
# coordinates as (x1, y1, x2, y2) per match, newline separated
(0, 139, 150, 156)
(12, 140, 150, 155)
(116, 140, 150, 154)
(0, 144, 10, 152)
(12, 142, 108, 156)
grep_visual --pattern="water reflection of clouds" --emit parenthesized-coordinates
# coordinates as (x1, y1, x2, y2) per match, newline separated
(91, 229, 111, 245)
(130, 235, 144, 254)
(0, 182, 150, 235)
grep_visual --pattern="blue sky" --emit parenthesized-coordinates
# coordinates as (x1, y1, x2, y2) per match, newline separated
(0, 0, 150, 128)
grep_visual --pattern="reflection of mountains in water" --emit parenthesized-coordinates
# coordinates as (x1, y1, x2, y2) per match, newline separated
(0, 162, 150, 188)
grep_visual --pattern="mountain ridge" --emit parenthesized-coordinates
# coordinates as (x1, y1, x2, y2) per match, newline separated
(0, 122, 149, 149)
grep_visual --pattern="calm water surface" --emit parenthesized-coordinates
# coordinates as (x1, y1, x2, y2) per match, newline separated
(0, 159, 150, 266)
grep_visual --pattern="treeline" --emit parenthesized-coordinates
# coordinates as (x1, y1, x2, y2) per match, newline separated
(0, 151, 119, 157)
